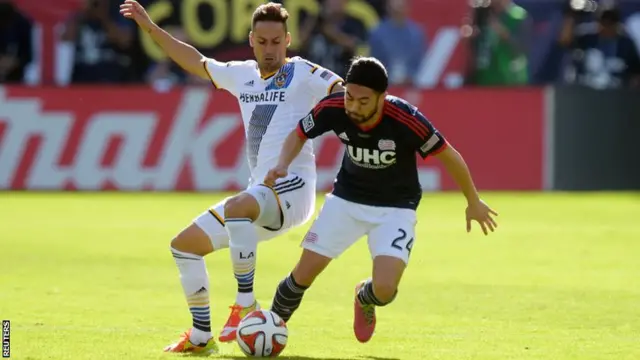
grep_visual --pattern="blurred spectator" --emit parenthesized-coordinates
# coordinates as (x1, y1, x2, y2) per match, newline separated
(558, 0, 598, 48)
(299, 0, 368, 77)
(61, 0, 134, 83)
(369, 0, 425, 86)
(146, 26, 208, 91)
(526, 1, 597, 85)
(561, 4, 640, 89)
(0, 0, 32, 83)
(467, 0, 530, 86)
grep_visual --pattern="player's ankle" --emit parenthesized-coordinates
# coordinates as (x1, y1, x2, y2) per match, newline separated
(189, 328, 211, 345)
(235, 292, 255, 307)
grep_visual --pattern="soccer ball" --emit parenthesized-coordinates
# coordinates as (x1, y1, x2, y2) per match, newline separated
(236, 309, 288, 357)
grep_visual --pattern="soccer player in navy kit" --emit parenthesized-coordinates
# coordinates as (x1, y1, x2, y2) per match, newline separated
(263, 57, 498, 343)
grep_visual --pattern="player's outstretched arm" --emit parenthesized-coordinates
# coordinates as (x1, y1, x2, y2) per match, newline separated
(120, 0, 208, 79)
(277, 129, 307, 168)
(434, 145, 480, 203)
(435, 145, 499, 235)
(263, 129, 307, 186)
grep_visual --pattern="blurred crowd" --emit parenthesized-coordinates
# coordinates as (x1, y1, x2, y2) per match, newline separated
(1, 0, 639, 89)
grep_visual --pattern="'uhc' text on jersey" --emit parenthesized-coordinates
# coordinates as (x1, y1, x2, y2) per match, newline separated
(296, 93, 448, 210)
(346, 144, 396, 169)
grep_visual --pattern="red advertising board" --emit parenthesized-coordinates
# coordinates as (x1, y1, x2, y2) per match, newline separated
(404, 87, 545, 191)
(0, 86, 543, 191)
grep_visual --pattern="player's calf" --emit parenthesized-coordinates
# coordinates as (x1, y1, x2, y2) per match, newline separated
(224, 193, 263, 307)
(269, 273, 308, 323)
(291, 248, 333, 286)
(270, 249, 332, 322)
(170, 223, 216, 345)
(368, 254, 406, 304)
(219, 191, 272, 343)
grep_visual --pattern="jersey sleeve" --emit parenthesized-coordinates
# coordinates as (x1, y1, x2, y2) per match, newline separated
(406, 109, 448, 159)
(305, 63, 344, 99)
(296, 102, 335, 140)
(202, 58, 240, 94)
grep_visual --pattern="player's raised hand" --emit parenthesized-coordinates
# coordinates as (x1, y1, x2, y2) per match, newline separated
(263, 166, 288, 187)
(120, 0, 154, 32)
(465, 199, 498, 235)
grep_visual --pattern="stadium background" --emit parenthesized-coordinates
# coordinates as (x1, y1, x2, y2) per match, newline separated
(1, 0, 638, 192)
(2, 1, 640, 359)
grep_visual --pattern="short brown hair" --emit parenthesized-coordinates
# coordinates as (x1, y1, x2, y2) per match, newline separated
(252, 2, 289, 32)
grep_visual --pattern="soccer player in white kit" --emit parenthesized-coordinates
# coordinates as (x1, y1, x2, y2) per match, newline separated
(120, 1, 344, 354)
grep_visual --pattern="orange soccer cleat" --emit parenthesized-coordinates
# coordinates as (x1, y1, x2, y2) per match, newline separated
(163, 328, 219, 355)
(218, 301, 260, 343)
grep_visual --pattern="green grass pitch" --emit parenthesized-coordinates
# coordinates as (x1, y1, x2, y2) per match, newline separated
(1, 192, 639, 360)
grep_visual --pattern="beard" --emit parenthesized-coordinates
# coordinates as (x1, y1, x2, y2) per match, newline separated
(346, 108, 377, 125)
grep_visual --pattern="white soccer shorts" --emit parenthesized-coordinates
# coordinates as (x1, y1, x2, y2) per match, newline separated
(301, 194, 417, 265)
(193, 173, 316, 250)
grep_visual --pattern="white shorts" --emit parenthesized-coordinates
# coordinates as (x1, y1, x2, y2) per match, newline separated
(301, 194, 417, 265)
(193, 173, 316, 250)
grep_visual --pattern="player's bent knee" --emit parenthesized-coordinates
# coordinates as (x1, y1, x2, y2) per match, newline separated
(291, 249, 332, 287)
(171, 223, 214, 256)
(371, 280, 399, 305)
(371, 255, 405, 304)
(223, 194, 260, 221)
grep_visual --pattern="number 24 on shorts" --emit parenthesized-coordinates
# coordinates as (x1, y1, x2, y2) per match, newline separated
(391, 229, 413, 254)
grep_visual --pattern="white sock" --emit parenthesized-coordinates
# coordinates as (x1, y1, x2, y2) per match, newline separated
(236, 292, 256, 308)
(226, 218, 258, 307)
(170, 247, 211, 345)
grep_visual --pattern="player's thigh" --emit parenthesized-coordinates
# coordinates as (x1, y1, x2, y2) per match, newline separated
(367, 208, 417, 266)
(171, 223, 216, 256)
(191, 198, 231, 251)
(244, 174, 315, 232)
(301, 194, 367, 259)
(276, 174, 316, 230)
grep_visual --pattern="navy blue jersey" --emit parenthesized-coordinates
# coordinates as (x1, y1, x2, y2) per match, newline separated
(297, 92, 448, 210)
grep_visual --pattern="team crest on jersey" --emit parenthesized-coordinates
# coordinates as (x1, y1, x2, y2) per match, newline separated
(302, 113, 315, 132)
(378, 139, 396, 151)
(265, 62, 295, 91)
(274, 73, 287, 88)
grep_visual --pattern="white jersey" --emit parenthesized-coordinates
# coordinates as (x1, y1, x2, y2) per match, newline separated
(203, 56, 343, 184)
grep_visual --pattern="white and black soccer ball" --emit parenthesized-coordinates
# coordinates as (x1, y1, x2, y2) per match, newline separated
(236, 309, 288, 357)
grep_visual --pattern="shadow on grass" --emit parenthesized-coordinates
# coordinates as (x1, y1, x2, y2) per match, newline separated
(220, 357, 349, 360)
(219, 356, 401, 360)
